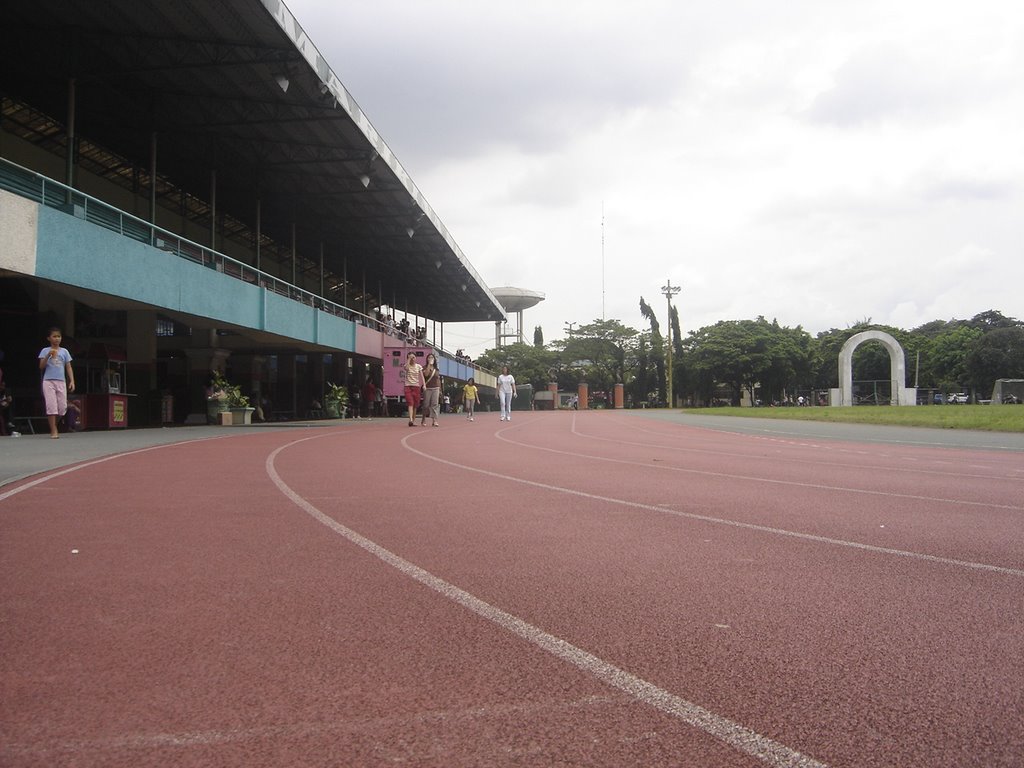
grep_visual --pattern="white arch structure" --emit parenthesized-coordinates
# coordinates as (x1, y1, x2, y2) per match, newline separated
(830, 330, 918, 407)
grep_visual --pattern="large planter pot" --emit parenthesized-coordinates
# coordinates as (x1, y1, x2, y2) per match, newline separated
(230, 407, 255, 425)
(207, 399, 229, 424)
(325, 400, 344, 418)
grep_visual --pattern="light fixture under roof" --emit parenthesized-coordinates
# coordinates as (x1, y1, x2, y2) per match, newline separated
(275, 74, 289, 93)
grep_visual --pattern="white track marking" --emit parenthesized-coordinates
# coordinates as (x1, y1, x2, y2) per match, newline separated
(0, 437, 230, 502)
(266, 436, 830, 768)
(492, 417, 1023, 513)
(640, 414, 1024, 452)
(407, 426, 1024, 578)
(600, 417, 1024, 483)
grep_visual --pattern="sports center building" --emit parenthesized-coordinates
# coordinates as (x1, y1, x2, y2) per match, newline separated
(1, 0, 503, 428)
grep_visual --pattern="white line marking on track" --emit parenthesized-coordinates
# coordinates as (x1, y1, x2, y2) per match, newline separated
(266, 435, 830, 768)
(586, 416, 1024, 483)
(413, 423, 1024, 578)
(0, 437, 230, 502)
(656, 416, 1024, 452)
(527, 417, 1023, 513)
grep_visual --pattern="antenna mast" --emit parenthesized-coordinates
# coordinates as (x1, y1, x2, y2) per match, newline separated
(601, 202, 606, 320)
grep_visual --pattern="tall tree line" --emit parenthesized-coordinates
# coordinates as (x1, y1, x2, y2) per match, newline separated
(472, 308, 1024, 406)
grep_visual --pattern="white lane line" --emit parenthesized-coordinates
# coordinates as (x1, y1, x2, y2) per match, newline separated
(507, 416, 1023, 513)
(581, 417, 1024, 484)
(266, 436, 830, 768)
(639, 414, 1024, 452)
(0, 437, 231, 503)
(413, 427, 1024, 578)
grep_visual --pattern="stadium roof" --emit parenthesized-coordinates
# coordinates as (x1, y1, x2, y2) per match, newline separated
(0, 0, 504, 323)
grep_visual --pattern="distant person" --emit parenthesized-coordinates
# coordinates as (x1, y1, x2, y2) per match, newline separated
(402, 351, 425, 426)
(362, 375, 376, 420)
(496, 365, 517, 422)
(420, 353, 442, 427)
(463, 377, 478, 421)
(349, 382, 362, 419)
(64, 398, 82, 432)
(0, 349, 13, 436)
(38, 326, 76, 439)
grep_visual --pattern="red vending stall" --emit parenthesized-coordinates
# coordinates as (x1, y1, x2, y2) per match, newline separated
(78, 344, 130, 429)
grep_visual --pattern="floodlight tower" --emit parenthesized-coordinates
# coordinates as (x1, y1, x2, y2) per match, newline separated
(661, 279, 681, 408)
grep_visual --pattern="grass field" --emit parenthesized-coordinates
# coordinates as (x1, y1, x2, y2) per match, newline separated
(681, 405, 1024, 432)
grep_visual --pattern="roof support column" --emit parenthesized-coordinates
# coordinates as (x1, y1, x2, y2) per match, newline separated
(291, 222, 297, 285)
(209, 170, 217, 250)
(255, 198, 261, 271)
(148, 131, 158, 230)
(65, 77, 76, 200)
(319, 242, 324, 298)
(362, 271, 366, 317)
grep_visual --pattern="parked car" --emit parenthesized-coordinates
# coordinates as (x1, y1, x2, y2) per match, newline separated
(947, 393, 970, 404)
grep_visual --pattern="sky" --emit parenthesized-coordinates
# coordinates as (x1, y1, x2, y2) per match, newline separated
(284, 0, 1023, 356)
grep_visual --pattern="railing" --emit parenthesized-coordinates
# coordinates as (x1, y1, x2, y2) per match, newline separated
(0, 156, 487, 371)
(0, 156, 382, 327)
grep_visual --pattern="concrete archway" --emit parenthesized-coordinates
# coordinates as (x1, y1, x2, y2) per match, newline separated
(831, 330, 917, 406)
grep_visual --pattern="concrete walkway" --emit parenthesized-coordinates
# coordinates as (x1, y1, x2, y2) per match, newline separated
(0, 422, 346, 488)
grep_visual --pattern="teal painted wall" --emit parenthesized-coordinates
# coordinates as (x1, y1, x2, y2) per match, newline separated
(35, 206, 358, 351)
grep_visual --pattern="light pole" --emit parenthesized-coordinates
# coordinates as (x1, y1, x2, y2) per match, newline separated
(661, 279, 681, 408)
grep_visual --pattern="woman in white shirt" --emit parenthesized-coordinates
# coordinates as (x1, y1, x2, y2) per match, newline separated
(496, 365, 517, 421)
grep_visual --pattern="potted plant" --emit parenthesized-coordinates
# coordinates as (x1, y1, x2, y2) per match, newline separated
(209, 370, 255, 425)
(324, 381, 349, 418)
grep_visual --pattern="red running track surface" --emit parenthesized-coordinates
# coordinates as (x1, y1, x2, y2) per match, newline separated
(2, 411, 1022, 767)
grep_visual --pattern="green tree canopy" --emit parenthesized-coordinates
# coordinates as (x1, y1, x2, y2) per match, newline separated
(473, 342, 558, 391)
(684, 318, 813, 405)
(551, 318, 639, 395)
(964, 326, 1024, 395)
(923, 325, 983, 392)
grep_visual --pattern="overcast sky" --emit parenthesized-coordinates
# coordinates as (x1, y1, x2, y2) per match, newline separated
(285, 0, 1023, 356)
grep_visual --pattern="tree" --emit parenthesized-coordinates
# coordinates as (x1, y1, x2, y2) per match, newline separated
(685, 318, 814, 405)
(967, 310, 1022, 330)
(639, 297, 665, 403)
(964, 326, 1024, 396)
(473, 343, 558, 392)
(550, 318, 640, 400)
(923, 326, 983, 392)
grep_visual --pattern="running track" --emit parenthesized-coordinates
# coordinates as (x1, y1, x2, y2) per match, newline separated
(2, 412, 1022, 767)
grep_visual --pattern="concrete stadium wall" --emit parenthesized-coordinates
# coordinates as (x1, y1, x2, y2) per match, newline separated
(0, 192, 361, 352)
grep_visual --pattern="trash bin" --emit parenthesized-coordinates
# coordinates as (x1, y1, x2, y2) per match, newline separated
(513, 384, 534, 412)
(161, 394, 174, 424)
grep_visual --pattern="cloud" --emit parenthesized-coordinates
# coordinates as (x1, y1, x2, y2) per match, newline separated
(284, 0, 1024, 347)
(804, 44, 951, 126)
